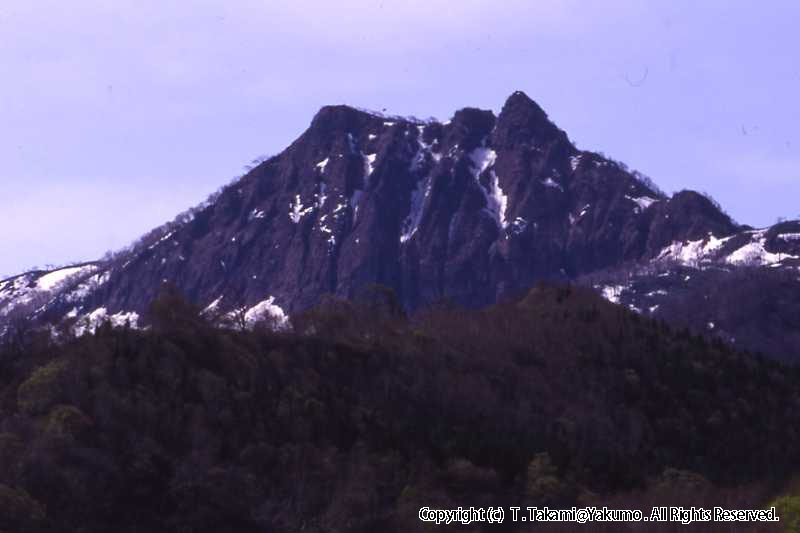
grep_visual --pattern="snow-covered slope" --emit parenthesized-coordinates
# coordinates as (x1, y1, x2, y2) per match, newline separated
(590, 219, 800, 361)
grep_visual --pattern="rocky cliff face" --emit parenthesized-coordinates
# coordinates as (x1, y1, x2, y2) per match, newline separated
(2, 91, 798, 359)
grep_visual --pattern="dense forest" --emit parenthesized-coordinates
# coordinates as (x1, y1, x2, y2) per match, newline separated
(1, 284, 799, 532)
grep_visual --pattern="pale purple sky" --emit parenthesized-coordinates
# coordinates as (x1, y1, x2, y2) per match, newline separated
(1, 1, 798, 276)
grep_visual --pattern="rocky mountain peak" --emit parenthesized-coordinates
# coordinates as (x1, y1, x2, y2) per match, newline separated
(443, 107, 495, 152)
(502, 90, 546, 116)
(3, 94, 799, 362)
(492, 90, 569, 149)
(310, 104, 375, 130)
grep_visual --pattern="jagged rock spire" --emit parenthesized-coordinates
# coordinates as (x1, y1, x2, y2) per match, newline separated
(493, 90, 570, 149)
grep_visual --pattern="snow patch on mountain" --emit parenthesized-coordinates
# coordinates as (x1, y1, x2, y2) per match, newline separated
(37, 265, 97, 291)
(224, 297, 289, 331)
(598, 284, 626, 305)
(203, 296, 223, 314)
(0, 265, 103, 317)
(289, 195, 314, 223)
(726, 232, 798, 266)
(487, 171, 509, 229)
(148, 231, 174, 250)
(363, 153, 377, 180)
(410, 126, 441, 171)
(319, 223, 336, 247)
(512, 217, 528, 234)
(401, 176, 433, 243)
(646, 290, 668, 297)
(625, 195, 658, 212)
(543, 177, 563, 191)
(65, 270, 111, 302)
(0, 275, 36, 315)
(73, 308, 140, 337)
(401, 130, 442, 243)
(244, 297, 289, 329)
(468, 145, 507, 229)
(315, 183, 328, 209)
(469, 146, 497, 178)
(656, 234, 733, 266)
(349, 190, 364, 221)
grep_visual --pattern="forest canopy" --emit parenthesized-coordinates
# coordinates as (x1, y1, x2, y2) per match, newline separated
(0, 284, 797, 532)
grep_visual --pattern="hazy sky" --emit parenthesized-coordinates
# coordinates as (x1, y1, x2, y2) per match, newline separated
(1, 1, 798, 276)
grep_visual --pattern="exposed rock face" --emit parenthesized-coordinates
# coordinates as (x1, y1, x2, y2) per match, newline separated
(93, 90, 685, 313)
(2, 91, 798, 360)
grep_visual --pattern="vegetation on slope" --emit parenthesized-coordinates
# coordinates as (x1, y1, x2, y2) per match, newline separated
(0, 285, 797, 532)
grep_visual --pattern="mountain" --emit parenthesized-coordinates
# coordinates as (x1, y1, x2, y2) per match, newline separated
(1, 91, 798, 359)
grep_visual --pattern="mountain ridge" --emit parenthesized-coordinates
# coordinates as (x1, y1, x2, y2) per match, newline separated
(1, 91, 798, 360)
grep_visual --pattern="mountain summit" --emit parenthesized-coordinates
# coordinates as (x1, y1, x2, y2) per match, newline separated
(2, 92, 798, 360)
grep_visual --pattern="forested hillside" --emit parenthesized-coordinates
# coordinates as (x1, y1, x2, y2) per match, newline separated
(0, 285, 797, 532)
